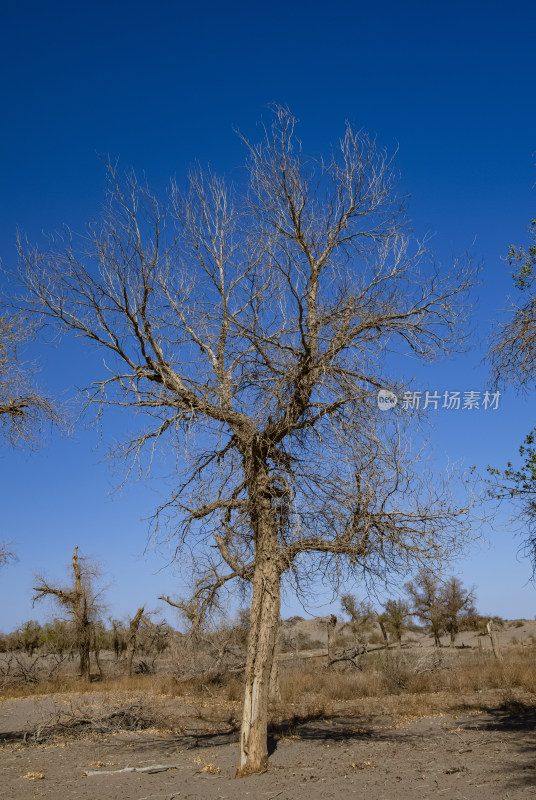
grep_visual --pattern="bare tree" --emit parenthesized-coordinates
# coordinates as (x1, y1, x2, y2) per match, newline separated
(109, 618, 126, 659)
(405, 569, 444, 647)
(0, 312, 60, 446)
(33, 546, 101, 681)
(380, 599, 410, 648)
(17, 107, 476, 775)
(340, 593, 375, 649)
(440, 576, 476, 646)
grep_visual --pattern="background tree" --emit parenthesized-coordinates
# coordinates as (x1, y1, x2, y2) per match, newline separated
(0, 312, 59, 446)
(340, 593, 375, 647)
(405, 569, 444, 646)
(109, 617, 127, 660)
(381, 599, 410, 647)
(17, 107, 475, 776)
(16, 620, 42, 655)
(488, 216, 536, 568)
(440, 576, 476, 646)
(33, 546, 102, 681)
(41, 618, 73, 655)
(125, 606, 144, 677)
(377, 610, 390, 647)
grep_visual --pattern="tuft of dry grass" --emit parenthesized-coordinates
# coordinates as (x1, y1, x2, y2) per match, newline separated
(22, 772, 45, 780)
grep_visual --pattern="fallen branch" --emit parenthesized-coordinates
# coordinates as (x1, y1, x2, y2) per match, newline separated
(83, 764, 181, 776)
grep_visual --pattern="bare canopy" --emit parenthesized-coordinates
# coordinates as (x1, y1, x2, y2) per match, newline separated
(17, 106, 476, 775)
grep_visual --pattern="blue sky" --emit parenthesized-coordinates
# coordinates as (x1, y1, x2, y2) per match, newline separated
(1, 0, 536, 631)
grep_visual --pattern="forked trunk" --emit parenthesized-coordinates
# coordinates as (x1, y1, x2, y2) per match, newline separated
(237, 551, 280, 777)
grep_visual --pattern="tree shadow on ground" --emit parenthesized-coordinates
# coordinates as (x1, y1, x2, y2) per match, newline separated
(456, 700, 536, 791)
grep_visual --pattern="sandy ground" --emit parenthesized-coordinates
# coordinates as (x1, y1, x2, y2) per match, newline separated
(1, 693, 535, 800)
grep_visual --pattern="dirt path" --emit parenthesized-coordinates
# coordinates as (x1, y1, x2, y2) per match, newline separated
(1, 700, 535, 799)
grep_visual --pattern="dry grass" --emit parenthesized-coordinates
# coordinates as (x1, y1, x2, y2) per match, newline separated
(264, 648, 536, 728)
(2, 647, 536, 739)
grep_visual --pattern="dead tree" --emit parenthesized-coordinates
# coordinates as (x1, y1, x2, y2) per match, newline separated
(125, 606, 144, 677)
(18, 106, 477, 776)
(33, 546, 99, 681)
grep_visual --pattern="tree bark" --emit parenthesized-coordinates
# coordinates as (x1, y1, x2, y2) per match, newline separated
(236, 501, 280, 778)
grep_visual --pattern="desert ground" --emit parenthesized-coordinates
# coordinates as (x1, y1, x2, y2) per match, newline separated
(1, 618, 536, 799)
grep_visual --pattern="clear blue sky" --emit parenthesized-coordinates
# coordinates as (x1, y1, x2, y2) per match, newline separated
(1, 0, 536, 631)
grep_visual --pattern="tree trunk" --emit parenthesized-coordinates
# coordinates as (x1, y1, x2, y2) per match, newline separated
(237, 538, 280, 777)
(487, 620, 502, 661)
(79, 603, 91, 681)
(379, 618, 389, 648)
(126, 607, 145, 677)
(269, 635, 281, 703)
(327, 614, 337, 666)
(93, 628, 103, 679)
(71, 547, 91, 682)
